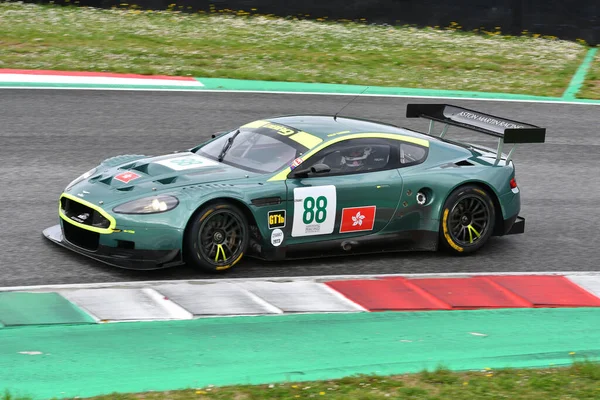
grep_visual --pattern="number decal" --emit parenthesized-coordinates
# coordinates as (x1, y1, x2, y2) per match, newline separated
(302, 196, 327, 224)
(292, 186, 336, 237)
(171, 158, 203, 167)
(315, 196, 327, 223)
(303, 197, 315, 224)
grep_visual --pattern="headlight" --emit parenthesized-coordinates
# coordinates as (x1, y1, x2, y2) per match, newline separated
(113, 195, 179, 214)
(65, 168, 97, 191)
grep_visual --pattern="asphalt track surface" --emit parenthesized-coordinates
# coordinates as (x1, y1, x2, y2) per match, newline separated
(1, 89, 599, 287)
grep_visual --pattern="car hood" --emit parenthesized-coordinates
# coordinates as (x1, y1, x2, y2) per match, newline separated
(64, 152, 260, 206)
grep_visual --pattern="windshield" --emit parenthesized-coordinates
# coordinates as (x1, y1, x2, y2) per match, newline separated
(197, 128, 305, 173)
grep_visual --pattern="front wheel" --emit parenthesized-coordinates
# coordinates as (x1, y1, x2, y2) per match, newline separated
(439, 185, 495, 255)
(186, 202, 249, 272)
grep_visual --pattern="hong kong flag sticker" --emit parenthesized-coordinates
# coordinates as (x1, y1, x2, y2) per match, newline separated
(340, 206, 376, 233)
(114, 171, 141, 184)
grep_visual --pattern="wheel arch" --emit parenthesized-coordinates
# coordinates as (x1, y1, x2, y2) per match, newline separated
(182, 197, 259, 260)
(440, 180, 504, 236)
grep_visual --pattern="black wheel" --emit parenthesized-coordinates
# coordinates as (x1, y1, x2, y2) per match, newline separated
(439, 185, 495, 254)
(186, 202, 249, 272)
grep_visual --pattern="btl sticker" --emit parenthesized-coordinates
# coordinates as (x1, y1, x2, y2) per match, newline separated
(268, 210, 286, 229)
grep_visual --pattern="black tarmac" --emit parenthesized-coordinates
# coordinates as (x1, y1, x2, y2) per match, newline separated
(1, 89, 598, 286)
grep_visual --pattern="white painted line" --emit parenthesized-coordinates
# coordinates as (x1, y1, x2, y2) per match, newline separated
(566, 275, 600, 299)
(143, 288, 194, 320)
(155, 282, 281, 315)
(0, 85, 598, 106)
(60, 288, 189, 321)
(0, 74, 204, 86)
(233, 283, 284, 314)
(240, 281, 364, 313)
(4, 271, 600, 292)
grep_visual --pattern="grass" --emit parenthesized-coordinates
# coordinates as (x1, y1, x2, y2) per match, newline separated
(579, 51, 600, 99)
(2, 391, 31, 400)
(0, 2, 595, 97)
(52, 361, 600, 399)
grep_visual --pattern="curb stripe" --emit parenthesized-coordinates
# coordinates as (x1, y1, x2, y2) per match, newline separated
(0, 75, 204, 87)
(0, 68, 197, 81)
(3, 273, 600, 325)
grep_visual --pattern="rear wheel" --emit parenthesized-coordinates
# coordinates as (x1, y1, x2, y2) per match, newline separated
(439, 185, 495, 254)
(186, 202, 249, 272)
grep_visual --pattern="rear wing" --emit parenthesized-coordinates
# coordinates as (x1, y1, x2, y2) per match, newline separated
(406, 104, 546, 163)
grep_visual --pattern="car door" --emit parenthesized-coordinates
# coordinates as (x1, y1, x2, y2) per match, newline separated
(284, 138, 404, 245)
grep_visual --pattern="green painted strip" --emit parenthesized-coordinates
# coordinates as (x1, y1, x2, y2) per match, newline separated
(1, 308, 599, 399)
(197, 77, 569, 101)
(3, 75, 600, 104)
(563, 48, 598, 100)
(0, 292, 95, 326)
(195, 77, 600, 104)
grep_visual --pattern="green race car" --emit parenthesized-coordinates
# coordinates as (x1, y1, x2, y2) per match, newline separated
(43, 104, 545, 271)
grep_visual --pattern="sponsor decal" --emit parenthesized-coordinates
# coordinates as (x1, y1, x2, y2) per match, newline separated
(339, 206, 376, 233)
(263, 122, 297, 136)
(271, 228, 284, 247)
(71, 212, 90, 223)
(155, 154, 219, 171)
(268, 210, 286, 229)
(453, 111, 525, 129)
(290, 157, 303, 170)
(292, 185, 337, 237)
(114, 171, 141, 184)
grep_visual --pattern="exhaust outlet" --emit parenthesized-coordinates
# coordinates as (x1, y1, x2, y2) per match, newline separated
(341, 241, 358, 251)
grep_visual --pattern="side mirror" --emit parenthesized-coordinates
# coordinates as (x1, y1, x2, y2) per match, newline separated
(310, 164, 331, 174)
(289, 163, 331, 178)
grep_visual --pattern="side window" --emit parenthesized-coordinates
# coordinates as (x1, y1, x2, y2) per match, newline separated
(399, 143, 428, 166)
(299, 138, 397, 176)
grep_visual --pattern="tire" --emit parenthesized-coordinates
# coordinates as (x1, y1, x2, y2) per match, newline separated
(186, 202, 249, 272)
(439, 185, 495, 255)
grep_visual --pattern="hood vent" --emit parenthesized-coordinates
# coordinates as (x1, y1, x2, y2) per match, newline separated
(131, 163, 150, 174)
(155, 176, 178, 185)
(99, 176, 113, 185)
(116, 186, 134, 192)
(455, 160, 474, 166)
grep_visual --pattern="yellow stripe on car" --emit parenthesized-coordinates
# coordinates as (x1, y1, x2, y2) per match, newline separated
(268, 167, 292, 182)
(289, 131, 323, 148)
(241, 120, 269, 129)
(59, 193, 117, 234)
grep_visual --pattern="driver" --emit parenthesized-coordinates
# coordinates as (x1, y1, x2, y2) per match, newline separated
(340, 146, 372, 171)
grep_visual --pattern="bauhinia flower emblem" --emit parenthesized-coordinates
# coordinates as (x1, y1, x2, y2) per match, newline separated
(352, 211, 365, 226)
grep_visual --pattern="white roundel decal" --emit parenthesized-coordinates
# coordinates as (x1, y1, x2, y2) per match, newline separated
(271, 228, 284, 247)
(155, 154, 218, 171)
(291, 185, 337, 237)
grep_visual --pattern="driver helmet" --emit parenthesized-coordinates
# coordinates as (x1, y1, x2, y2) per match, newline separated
(341, 146, 372, 168)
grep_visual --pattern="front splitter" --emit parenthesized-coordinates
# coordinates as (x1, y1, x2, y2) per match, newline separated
(43, 224, 183, 270)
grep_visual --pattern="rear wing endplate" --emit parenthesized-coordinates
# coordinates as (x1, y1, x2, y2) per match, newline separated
(406, 104, 546, 163)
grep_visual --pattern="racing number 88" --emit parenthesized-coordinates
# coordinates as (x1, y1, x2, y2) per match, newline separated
(303, 196, 327, 224)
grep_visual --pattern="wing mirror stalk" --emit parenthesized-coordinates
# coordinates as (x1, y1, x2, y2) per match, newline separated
(290, 163, 331, 178)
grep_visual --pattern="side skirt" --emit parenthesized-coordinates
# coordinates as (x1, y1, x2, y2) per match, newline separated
(250, 230, 439, 261)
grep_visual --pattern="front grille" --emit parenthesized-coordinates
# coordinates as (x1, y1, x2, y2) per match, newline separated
(61, 197, 110, 229)
(63, 221, 100, 251)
